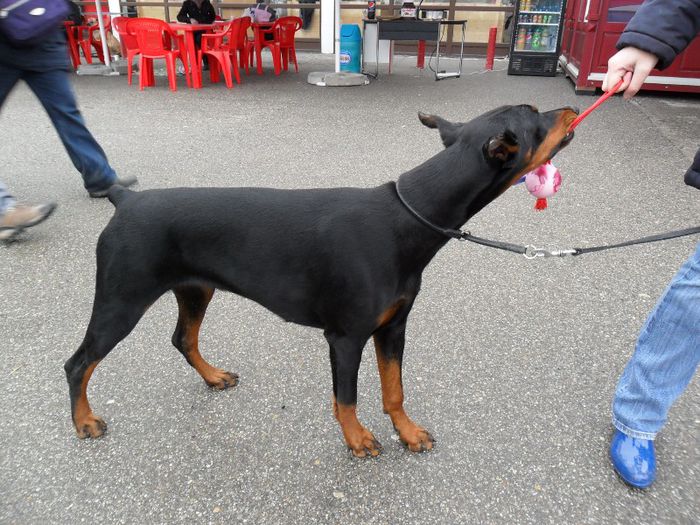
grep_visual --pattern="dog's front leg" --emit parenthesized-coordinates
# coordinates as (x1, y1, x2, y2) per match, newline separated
(374, 321, 434, 452)
(326, 332, 382, 458)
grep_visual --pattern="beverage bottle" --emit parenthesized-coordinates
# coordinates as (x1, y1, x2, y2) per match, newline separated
(540, 27, 549, 50)
(525, 28, 532, 49)
(367, 0, 376, 19)
(532, 27, 541, 49)
(516, 27, 526, 50)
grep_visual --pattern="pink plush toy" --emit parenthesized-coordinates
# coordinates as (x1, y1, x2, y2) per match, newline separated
(523, 160, 561, 211)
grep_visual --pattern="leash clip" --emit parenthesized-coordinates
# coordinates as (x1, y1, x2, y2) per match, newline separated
(524, 245, 577, 259)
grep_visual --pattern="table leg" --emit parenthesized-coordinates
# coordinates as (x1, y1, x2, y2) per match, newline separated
(184, 31, 202, 89)
(417, 40, 425, 69)
(255, 27, 264, 75)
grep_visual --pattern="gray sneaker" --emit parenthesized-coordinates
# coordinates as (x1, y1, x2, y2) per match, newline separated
(88, 176, 138, 198)
(0, 202, 57, 242)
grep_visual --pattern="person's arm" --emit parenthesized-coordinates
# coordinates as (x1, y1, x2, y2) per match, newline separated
(603, 0, 700, 98)
(176, 1, 191, 23)
(202, 1, 216, 24)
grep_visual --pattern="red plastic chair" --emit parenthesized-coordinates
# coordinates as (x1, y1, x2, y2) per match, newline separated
(274, 16, 302, 73)
(112, 17, 142, 86)
(198, 18, 243, 88)
(253, 16, 302, 75)
(130, 18, 190, 91)
(63, 21, 81, 69)
(234, 16, 253, 75)
(75, 15, 112, 64)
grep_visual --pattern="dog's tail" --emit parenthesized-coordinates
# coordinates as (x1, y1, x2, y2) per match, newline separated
(107, 185, 134, 207)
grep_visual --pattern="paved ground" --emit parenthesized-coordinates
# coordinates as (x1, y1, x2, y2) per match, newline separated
(0, 53, 698, 524)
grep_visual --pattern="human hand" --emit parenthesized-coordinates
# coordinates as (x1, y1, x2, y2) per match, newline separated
(602, 46, 658, 100)
(190, 18, 200, 24)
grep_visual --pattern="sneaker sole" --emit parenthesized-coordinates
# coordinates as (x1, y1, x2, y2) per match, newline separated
(0, 203, 57, 243)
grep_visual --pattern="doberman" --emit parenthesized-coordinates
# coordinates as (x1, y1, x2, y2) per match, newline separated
(64, 105, 578, 457)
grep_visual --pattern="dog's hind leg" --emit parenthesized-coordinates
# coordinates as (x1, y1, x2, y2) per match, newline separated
(326, 331, 382, 457)
(171, 285, 239, 390)
(64, 295, 151, 439)
(374, 320, 434, 452)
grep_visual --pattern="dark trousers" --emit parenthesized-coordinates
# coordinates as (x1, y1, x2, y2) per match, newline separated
(0, 63, 116, 194)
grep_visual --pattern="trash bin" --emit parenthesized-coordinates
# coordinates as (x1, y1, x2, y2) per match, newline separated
(339, 24, 362, 73)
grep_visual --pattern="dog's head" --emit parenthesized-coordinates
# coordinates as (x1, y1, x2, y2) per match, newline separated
(418, 104, 579, 191)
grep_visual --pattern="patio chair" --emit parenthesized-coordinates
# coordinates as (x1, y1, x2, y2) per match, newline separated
(75, 15, 112, 64)
(63, 21, 81, 69)
(274, 16, 302, 73)
(197, 18, 244, 89)
(130, 18, 190, 92)
(112, 17, 142, 86)
(253, 16, 302, 76)
(234, 16, 253, 75)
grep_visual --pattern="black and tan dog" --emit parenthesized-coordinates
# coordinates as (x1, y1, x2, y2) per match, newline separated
(64, 105, 577, 457)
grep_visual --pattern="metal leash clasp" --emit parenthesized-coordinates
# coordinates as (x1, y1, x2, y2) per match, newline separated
(523, 245, 577, 259)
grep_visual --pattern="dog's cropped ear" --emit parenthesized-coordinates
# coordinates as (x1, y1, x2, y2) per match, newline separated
(418, 112, 461, 148)
(483, 130, 519, 165)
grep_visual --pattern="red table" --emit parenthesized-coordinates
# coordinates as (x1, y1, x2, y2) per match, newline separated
(168, 21, 225, 89)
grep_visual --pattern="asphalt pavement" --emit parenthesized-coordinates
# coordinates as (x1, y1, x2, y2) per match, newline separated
(1, 53, 698, 524)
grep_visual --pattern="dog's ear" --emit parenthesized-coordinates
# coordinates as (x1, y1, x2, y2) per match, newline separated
(418, 112, 461, 148)
(483, 130, 519, 165)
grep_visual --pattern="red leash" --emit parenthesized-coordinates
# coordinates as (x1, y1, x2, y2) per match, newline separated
(568, 78, 624, 132)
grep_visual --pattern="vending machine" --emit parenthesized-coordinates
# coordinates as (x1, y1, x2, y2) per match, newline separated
(508, 0, 567, 76)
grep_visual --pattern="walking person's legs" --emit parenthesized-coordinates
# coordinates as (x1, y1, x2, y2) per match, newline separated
(610, 242, 700, 487)
(0, 65, 57, 241)
(22, 68, 136, 197)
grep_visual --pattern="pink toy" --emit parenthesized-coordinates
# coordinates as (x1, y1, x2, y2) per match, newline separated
(524, 160, 561, 211)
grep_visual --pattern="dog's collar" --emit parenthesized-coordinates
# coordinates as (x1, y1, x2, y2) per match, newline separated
(393, 179, 466, 241)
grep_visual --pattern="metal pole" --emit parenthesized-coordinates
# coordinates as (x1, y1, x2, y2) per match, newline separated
(94, 0, 111, 67)
(334, 0, 340, 72)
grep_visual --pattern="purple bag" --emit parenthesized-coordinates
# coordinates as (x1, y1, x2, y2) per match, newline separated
(0, 0, 69, 47)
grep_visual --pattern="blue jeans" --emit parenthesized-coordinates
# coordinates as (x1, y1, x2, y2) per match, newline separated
(0, 180, 15, 216)
(0, 63, 116, 216)
(612, 242, 700, 440)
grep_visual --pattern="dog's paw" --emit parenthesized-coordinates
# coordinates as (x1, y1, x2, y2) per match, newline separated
(398, 425, 435, 453)
(347, 429, 383, 458)
(75, 413, 107, 439)
(205, 369, 239, 390)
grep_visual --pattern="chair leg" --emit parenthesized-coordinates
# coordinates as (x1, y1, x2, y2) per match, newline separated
(281, 46, 289, 71)
(239, 48, 249, 75)
(208, 53, 221, 84)
(127, 50, 137, 85)
(81, 40, 93, 64)
(221, 54, 233, 89)
(291, 47, 298, 73)
(232, 53, 241, 84)
(256, 44, 263, 75)
(146, 58, 156, 87)
(138, 56, 146, 90)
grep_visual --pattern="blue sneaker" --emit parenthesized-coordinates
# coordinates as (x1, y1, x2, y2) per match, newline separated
(610, 429, 656, 489)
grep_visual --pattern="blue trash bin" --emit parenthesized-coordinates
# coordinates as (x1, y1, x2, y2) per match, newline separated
(339, 24, 362, 73)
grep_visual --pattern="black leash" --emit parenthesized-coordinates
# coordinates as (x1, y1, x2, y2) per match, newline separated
(394, 180, 700, 258)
